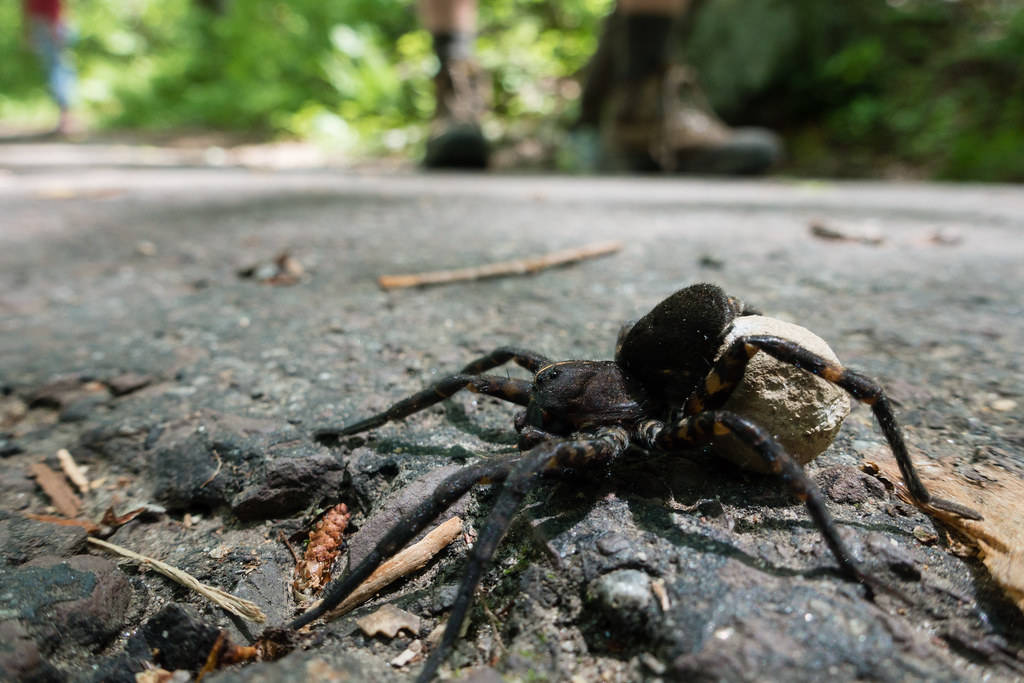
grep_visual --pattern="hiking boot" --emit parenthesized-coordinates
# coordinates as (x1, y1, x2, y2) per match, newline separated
(424, 59, 489, 169)
(605, 65, 782, 174)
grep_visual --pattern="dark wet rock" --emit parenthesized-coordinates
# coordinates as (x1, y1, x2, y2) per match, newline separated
(0, 511, 88, 566)
(140, 603, 221, 671)
(0, 555, 132, 655)
(205, 646, 399, 683)
(866, 532, 924, 581)
(148, 412, 325, 517)
(231, 448, 345, 520)
(816, 466, 887, 505)
(80, 631, 152, 683)
(0, 620, 62, 683)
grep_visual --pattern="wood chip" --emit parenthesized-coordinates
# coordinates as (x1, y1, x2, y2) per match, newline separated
(29, 462, 81, 517)
(355, 604, 421, 639)
(869, 458, 1024, 613)
(377, 241, 622, 290)
(325, 516, 463, 619)
(56, 448, 90, 494)
(390, 639, 423, 668)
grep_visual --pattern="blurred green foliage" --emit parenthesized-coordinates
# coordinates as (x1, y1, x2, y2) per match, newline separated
(1, 0, 1021, 180)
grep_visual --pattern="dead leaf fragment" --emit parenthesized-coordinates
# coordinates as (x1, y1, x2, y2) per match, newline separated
(29, 462, 81, 517)
(809, 219, 884, 245)
(870, 458, 1024, 614)
(355, 604, 421, 639)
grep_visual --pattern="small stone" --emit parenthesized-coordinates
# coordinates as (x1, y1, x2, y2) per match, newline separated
(596, 532, 631, 556)
(990, 398, 1016, 412)
(589, 569, 651, 615)
(141, 604, 220, 671)
(817, 466, 887, 505)
(912, 526, 938, 545)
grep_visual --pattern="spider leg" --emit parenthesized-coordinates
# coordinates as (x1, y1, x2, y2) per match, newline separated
(315, 374, 532, 438)
(458, 346, 552, 374)
(642, 411, 876, 588)
(418, 427, 629, 683)
(687, 335, 981, 521)
(288, 456, 517, 630)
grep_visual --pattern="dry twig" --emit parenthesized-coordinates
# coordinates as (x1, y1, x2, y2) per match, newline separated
(377, 241, 622, 290)
(22, 512, 100, 534)
(87, 537, 266, 622)
(320, 516, 463, 619)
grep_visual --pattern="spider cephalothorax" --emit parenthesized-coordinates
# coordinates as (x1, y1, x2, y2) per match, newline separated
(286, 283, 981, 682)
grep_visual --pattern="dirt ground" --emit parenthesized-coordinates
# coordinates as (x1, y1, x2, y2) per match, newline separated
(1, 151, 1022, 681)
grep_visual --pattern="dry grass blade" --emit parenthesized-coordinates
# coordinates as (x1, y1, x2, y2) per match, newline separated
(87, 537, 266, 622)
(323, 516, 463, 619)
(377, 241, 622, 290)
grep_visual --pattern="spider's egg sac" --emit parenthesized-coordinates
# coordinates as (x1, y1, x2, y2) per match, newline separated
(715, 315, 851, 472)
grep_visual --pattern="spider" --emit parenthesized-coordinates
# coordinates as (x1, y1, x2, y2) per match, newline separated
(287, 282, 981, 681)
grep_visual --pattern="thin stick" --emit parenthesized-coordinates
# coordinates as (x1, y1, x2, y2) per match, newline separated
(56, 448, 90, 495)
(377, 241, 623, 290)
(87, 537, 267, 623)
(323, 516, 463, 619)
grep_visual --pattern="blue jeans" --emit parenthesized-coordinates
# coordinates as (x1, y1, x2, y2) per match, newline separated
(29, 19, 76, 111)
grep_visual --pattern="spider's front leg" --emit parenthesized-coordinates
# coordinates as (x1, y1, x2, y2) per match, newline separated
(314, 374, 532, 439)
(315, 346, 551, 439)
(639, 411, 877, 590)
(684, 334, 981, 520)
(418, 426, 630, 683)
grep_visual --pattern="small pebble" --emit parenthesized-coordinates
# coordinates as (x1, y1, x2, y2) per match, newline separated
(991, 398, 1016, 412)
(913, 526, 938, 545)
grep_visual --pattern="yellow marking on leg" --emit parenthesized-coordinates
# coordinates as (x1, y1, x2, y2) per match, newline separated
(705, 371, 724, 394)
(822, 365, 844, 383)
(712, 422, 730, 436)
(744, 343, 759, 358)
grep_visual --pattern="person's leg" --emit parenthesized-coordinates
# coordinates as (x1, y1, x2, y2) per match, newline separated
(586, 0, 781, 174)
(419, 0, 489, 168)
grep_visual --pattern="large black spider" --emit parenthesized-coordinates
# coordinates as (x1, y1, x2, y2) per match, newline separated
(287, 283, 981, 681)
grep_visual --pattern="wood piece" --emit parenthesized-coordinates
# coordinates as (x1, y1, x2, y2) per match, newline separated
(56, 448, 90, 494)
(87, 537, 266, 622)
(29, 462, 81, 518)
(324, 516, 463, 619)
(377, 241, 622, 290)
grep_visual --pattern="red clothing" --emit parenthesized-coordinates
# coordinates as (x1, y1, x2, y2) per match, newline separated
(24, 0, 61, 22)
